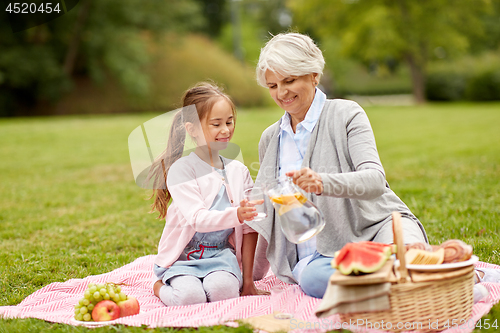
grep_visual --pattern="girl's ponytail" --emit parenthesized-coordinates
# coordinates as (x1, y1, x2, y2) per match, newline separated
(147, 110, 185, 219)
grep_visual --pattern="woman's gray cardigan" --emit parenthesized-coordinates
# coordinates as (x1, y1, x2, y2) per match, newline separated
(247, 99, 427, 284)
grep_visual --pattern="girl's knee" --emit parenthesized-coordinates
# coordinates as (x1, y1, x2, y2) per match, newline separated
(204, 272, 240, 302)
(167, 275, 207, 306)
(174, 288, 207, 306)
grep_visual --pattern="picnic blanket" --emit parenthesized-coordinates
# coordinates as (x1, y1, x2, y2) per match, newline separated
(0, 255, 499, 332)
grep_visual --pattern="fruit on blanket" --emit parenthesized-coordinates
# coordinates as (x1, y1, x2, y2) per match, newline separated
(73, 282, 139, 321)
(92, 300, 121, 321)
(331, 242, 392, 275)
(117, 296, 140, 317)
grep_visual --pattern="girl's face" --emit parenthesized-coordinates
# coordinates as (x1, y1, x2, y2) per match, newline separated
(195, 99, 235, 150)
(265, 70, 318, 120)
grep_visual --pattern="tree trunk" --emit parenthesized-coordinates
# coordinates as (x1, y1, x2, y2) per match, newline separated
(406, 53, 426, 104)
(63, 0, 92, 76)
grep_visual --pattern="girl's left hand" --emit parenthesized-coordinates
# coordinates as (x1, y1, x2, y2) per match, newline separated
(241, 282, 270, 296)
(286, 168, 323, 194)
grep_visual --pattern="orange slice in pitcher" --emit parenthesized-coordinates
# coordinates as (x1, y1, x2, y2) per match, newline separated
(270, 192, 307, 205)
(294, 192, 307, 204)
(278, 202, 303, 216)
(270, 196, 284, 204)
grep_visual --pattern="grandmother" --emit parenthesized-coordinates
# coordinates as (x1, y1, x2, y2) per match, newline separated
(247, 32, 428, 298)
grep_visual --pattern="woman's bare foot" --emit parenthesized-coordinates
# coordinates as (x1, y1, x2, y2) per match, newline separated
(153, 280, 164, 297)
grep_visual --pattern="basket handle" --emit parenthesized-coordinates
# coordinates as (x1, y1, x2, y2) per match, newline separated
(392, 211, 410, 283)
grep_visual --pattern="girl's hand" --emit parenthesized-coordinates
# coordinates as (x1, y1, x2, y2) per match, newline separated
(241, 281, 270, 296)
(286, 168, 323, 194)
(237, 199, 257, 222)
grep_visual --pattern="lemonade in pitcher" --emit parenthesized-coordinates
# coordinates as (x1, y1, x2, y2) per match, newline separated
(266, 177, 325, 243)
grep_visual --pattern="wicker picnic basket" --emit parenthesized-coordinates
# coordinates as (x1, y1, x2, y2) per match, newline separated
(339, 212, 474, 332)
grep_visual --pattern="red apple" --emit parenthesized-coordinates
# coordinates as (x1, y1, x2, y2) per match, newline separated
(117, 296, 140, 318)
(92, 300, 120, 321)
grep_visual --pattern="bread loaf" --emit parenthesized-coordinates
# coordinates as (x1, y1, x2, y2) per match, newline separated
(440, 239, 473, 263)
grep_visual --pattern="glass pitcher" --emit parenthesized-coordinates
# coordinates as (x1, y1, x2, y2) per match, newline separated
(265, 176, 325, 244)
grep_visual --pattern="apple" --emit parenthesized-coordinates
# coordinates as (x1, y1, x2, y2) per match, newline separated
(92, 300, 120, 321)
(117, 296, 140, 318)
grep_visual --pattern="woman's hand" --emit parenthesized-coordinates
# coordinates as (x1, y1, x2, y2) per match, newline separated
(237, 199, 257, 222)
(286, 168, 323, 194)
(241, 281, 270, 296)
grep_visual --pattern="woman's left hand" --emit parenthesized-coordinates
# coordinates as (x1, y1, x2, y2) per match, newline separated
(286, 168, 323, 194)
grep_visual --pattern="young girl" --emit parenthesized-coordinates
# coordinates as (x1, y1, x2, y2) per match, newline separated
(147, 82, 265, 306)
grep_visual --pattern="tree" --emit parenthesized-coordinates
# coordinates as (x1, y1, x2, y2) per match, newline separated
(217, 0, 293, 63)
(0, 0, 205, 116)
(288, 0, 493, 103)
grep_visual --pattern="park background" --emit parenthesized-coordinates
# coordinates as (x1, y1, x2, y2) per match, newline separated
(1, 0, 499, 332)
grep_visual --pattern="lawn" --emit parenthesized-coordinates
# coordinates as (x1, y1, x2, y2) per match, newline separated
(0, 102, 499, 332)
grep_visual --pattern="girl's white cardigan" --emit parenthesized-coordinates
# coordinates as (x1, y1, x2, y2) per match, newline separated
(155, 152, 255, 269)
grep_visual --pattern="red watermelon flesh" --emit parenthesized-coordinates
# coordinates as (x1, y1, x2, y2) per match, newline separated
(337, 245, 388, 275)
(331, 243, 353, 268)
(331, 242, 394, 269)
(357, 241, 396, 254)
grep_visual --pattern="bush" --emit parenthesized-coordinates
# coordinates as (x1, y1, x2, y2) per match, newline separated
(426, 52, 500, 101)
(147, 34, 268, 109)
(465, 68, 500, 101)
(30, 34, 269, 115)
(425, 70, 468, 101)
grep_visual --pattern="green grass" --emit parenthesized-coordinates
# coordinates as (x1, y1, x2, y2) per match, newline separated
(1, 102, 499, 332)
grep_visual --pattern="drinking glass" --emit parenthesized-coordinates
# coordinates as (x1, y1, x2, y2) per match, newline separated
(244, 187, 268, 222)
(271, 285, 296, 319)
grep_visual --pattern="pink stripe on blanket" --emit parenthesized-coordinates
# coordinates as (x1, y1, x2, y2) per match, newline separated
(0, 256, 498, 333)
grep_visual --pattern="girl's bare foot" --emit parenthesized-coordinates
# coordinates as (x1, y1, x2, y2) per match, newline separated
(153, 280, 164, 297)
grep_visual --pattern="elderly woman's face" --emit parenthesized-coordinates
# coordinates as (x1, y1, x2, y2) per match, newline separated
(265, 70, 318, 119)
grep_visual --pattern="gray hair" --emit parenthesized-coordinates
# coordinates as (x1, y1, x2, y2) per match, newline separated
(256, 33, 325, 87)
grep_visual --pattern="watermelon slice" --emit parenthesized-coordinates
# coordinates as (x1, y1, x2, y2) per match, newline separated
(357, 241, 396, 256)
(337, 245, 388, 275)
(331, 241, 395, 269)
(331, 243, 352, 268)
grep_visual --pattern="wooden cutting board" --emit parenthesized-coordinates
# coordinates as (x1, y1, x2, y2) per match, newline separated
(330, 258, 395, 286)
(240, 313, 308, 332)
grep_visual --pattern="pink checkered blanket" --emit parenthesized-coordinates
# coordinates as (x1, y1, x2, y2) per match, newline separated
(0, 255, 499, 332)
